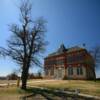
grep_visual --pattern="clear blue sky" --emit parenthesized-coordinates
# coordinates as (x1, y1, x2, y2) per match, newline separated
(0, 0, 100, 77)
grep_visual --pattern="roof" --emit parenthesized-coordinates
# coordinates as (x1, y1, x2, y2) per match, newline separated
(57, 44, 67, 53)
(46, 44, 85, 58)
(67, 46, 84, 53)
(47, 44, 67, 57)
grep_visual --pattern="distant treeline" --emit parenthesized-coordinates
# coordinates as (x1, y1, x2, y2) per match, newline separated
(0, 77, 7, 80)
(96, 78, 100, 80)
(0, 72, 43, 80)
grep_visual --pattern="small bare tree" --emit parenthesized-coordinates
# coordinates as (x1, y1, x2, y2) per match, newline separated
(90, 45, 100, 80)
(0, 0, 47, 89)
(90, 46, 100, 68)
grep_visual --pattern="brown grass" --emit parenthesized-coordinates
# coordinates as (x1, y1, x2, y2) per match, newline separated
(0, 79, 100, 97)
(28, 80, 100, 96)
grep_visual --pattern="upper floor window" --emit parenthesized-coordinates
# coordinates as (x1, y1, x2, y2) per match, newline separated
(56, 59, 64, 65)
(67, 53, 84, 63)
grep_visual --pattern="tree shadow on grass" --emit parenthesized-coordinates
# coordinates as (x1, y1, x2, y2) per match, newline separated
(20, 87, 96, 100)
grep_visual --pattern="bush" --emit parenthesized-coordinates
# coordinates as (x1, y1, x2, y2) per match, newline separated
(7, 73, 18, 80)
(63, 75, 67, 80)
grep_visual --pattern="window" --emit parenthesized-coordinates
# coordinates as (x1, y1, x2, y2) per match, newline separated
(77, 67, 83, 75)
(57, 68, 63, 78)
(45, 69, 49, 75)
(67, 53, 84, 63)
(50, 68, 54, 76)
(68, 67, 73, 75)
(67, 55, 73, 63)
(56, 59, 64, 65)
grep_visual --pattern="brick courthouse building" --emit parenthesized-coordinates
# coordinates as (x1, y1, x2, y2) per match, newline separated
(44, 44, 95, 80)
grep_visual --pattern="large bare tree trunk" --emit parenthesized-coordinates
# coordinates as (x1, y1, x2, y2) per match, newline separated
(21, 66, 29, 89)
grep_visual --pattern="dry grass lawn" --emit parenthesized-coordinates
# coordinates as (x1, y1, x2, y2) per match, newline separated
(0, 85, 32, 100)
(28, 80, 100, 96)
(0, 79, 100, 99)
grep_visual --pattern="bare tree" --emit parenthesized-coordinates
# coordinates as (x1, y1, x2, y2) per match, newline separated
(90, 45, 100, 80)
(7, 72, 18, 80)
(0, 0, 47, 89)
(91, 46, 100, 69)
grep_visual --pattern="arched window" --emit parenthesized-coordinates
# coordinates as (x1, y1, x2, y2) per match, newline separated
(68, 67, 73, 75)
(77, 67, 83, 75)
(45, 69, 49, 75)
(50, 67, 54, 76)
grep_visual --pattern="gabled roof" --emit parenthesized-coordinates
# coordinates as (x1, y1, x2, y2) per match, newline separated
(47, 44, 67, 57)
(67, 46, 84, 53)
(57, 44, 67, 53)
(46, 44, 84, 58)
